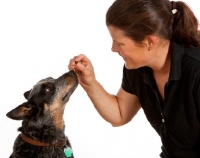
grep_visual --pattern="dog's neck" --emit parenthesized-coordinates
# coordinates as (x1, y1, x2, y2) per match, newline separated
(19, 114, 66, 144)
(20, 133, 67, 147)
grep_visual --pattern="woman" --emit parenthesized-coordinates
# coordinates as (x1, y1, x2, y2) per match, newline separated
(68, 0, 200, 157)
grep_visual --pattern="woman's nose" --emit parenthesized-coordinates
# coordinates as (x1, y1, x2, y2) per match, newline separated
(111, 43, 118, 52)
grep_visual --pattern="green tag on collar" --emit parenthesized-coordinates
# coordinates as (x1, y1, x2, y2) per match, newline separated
(64, 147, 73, 158)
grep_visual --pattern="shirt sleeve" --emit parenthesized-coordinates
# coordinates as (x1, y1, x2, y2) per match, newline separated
(121, 65, 135, 94)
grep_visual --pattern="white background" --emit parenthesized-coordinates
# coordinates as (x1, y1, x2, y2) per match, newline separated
(0, 0, 199, 157)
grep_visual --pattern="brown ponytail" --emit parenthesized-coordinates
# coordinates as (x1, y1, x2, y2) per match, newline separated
(172, 1, 200, 47)
(106, 0, 200, 48)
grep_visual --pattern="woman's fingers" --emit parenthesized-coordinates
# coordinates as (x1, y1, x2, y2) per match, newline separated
(68, 59, 76, 70)
(68, 54, 96, 88)
(74, 54, 90, 66)
(68, 54, 91, 71)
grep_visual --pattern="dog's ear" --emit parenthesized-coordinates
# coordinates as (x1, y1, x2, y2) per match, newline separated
(24, 89, 32, 100)
(6, 102, 32, 120)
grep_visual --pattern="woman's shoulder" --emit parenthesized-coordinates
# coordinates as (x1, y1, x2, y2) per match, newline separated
(182, 46, 200, 73)
(184, 46, 200, 57)
(172, 41, 200, 63)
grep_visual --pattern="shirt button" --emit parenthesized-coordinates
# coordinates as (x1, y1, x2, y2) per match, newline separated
(161, 113, 165, 123)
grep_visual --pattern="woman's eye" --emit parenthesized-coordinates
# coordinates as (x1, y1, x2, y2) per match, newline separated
(114, 42, 120, 46)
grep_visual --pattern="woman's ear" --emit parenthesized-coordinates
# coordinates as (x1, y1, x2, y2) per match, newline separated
(144, 35, 156, 51)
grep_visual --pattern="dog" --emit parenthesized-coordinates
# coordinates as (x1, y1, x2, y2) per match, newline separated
(6, 70, 78, 158)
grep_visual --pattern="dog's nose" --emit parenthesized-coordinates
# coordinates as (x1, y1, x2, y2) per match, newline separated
(68, 70, 76, 76)
(62, 70, 77, 79)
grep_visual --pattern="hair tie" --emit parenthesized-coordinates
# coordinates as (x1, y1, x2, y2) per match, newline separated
(171, 1, 177, 14)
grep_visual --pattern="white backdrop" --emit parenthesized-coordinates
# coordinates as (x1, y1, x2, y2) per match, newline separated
(0, 0, 199, 158)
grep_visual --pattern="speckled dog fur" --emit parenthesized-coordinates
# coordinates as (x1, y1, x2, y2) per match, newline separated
(6, 70, 78, 158)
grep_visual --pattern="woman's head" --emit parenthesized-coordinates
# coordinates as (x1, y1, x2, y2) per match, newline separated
(106, 0, 200, 47)
(107, 25, 162, 69)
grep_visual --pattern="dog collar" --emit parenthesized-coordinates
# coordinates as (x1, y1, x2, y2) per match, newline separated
(21, 133, 67, 147)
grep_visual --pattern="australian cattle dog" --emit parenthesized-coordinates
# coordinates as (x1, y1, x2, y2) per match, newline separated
(6, 70, 78, 158)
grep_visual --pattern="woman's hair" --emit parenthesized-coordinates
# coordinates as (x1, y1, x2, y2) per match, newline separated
(106, 0, 200, 48)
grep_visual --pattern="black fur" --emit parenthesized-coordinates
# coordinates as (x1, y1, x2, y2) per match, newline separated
(7, 70, 78, 158)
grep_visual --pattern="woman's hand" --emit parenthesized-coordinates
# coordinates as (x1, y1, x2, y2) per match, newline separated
(68, 54, 141, 126)
(68, 54, 96, 89)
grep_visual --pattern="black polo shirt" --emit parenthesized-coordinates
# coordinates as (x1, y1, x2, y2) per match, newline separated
(121, 41, 200, 158)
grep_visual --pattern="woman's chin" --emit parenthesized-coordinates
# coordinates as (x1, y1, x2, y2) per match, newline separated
(125, 63, 133, 69)
(125, 63, 139, 70)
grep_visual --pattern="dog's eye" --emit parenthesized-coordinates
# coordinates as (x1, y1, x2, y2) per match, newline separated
(45, 86, 51, 92)
(43, 83, 54, 93)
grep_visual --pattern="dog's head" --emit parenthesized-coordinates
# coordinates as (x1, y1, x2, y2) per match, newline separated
(6, 70, 78, 129)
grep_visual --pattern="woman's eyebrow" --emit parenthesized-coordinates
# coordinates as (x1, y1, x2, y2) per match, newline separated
(113, 40, 123, 44)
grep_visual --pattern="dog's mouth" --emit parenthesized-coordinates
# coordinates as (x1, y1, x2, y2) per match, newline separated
(61, 85, 77, 102)
(62, 92, 71, 102)
(57, 71, 78, 103)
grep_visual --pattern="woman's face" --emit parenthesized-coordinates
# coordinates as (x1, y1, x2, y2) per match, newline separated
(107, 26, 154, 69)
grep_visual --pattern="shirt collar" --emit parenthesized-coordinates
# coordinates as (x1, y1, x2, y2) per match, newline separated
(139, 41, 185, 83)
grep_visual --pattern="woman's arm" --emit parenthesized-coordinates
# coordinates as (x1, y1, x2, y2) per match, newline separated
(68, 54, 141, 126)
